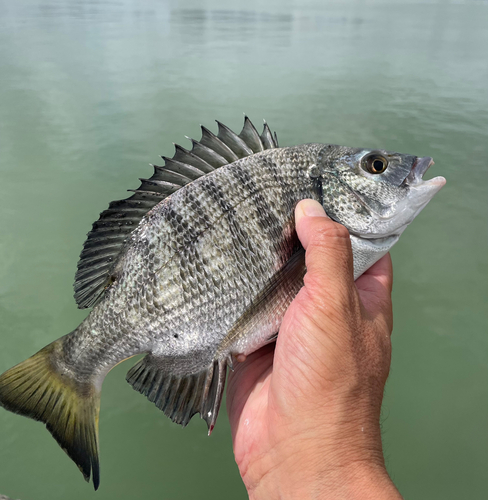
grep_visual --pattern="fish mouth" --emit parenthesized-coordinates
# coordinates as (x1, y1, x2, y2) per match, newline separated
(406, 156, 434, 184)
(355, 156, 446, 240)
(404, 155, 446, 189)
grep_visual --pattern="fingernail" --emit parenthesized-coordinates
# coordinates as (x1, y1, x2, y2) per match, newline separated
(298, 199, 328, 218)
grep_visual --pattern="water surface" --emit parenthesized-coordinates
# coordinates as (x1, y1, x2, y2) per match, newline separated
(0, 1, 487, 499)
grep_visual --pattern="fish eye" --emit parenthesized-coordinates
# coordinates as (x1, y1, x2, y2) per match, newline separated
(362, 154, 388, 174)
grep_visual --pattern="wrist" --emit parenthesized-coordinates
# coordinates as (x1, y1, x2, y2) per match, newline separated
(246, 455, 402, 500)
(241, 428, 401, 500)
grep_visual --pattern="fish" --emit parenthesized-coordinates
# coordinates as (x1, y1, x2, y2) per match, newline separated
(0, 116, 445, 489)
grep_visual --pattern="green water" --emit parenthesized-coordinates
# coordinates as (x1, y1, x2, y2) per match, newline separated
(0, 0, 487, 498)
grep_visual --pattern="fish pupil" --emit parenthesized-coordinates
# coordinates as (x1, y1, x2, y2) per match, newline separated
(373, 159, 385, 172)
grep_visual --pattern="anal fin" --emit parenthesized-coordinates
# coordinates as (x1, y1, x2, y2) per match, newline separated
(126, 355, 227, 432)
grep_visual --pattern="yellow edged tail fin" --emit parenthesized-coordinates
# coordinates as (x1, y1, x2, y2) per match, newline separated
(0, 341, 101, 490)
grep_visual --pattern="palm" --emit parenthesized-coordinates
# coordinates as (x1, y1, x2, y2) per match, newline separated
(226, 254, 393, 475)
(226, 343, 275, 468)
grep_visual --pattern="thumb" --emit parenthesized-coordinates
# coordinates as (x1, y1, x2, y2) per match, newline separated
(295, 199, 355, 294)
(272, 200, 360, 407)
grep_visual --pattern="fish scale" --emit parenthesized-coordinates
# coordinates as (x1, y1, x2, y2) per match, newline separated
(0, 117, 445, 490)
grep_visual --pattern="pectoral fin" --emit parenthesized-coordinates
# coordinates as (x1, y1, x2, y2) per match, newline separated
(219, 247, 306, 355)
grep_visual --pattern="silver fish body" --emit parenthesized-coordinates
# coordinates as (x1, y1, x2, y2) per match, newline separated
(0, 118, 445, 489)
(67, 145, 319, 382)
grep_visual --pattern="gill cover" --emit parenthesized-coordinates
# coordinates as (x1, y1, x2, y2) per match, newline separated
(312, 145, 444, 238)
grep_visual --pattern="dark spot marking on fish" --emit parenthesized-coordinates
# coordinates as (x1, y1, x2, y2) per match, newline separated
(268, 157, 291, 201)
(262, 155, 298, 222)
(151, 169, 289, 280)
(164, 208, 200, 245)
(104, 274, 117, 291)
(185, 189, 212, 229)
(230, 164, 282, 243)
(202, 177, 235, 216)
(315, 176, 324, 206)
(202, 177, 254, 250)
(264, 154, 284, 188)
(174, 190, 215, 304)
(173, 334, 179, 339)
(163, 205, 205, 295)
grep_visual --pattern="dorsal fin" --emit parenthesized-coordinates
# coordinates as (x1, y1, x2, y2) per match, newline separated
(74, 117, 279, 308)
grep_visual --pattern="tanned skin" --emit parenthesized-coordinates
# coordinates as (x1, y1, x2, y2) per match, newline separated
(227, 199, 403, 500)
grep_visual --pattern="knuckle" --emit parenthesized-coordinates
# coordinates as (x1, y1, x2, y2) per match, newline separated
(303, 272, 353, 315)
(310, 221, 351, 249)
(305, 265, 358, 301)
(293, 285, 326, 321)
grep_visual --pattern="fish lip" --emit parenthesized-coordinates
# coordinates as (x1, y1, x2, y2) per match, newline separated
(349, 231, 400, 242)
(405, 156, 434, 185)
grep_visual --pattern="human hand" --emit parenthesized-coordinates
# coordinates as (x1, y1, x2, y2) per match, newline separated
(226, 199, 402, 500)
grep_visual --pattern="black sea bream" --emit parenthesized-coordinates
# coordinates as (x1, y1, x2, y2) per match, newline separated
(0, 117, 445, 489)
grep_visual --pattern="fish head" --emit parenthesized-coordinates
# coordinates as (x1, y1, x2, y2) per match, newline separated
(314, 145, 446, 240)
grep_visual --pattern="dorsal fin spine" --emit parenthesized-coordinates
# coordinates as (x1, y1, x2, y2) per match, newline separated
(216, 120, 253, 157)
(160, 156, 206, 179)
(80, 245, 125, 259)
(77, 254, 117, 267)
(82, 243, 126, 255)
(189, 139, 228, 168)
(76, 266, 112, 283)
(126, 190, 166, 197)
(239, 116, 264, 153)
(260, 122, 277, 149)
(74, 117, 279, 309)
(151, 164, 192, 185)
(172, 144, 214, 173)
(200, 125, 239, 163)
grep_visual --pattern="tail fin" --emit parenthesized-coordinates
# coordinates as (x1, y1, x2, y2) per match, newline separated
(0, 341, 101, 490)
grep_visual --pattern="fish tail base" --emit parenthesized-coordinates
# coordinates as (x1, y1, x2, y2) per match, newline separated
(0, 340, 101, 490)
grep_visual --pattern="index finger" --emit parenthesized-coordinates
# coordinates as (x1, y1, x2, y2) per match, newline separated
(356, 253, 393, 327)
